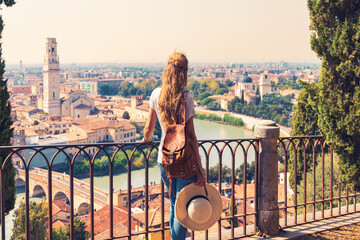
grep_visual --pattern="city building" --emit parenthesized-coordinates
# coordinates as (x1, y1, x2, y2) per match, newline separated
(79, 78, 123, 95)
(234, 71, 257, 105)
(259, 71, 272, 100)
(61, 90, 95, 119)
(42, 38, 61, 115)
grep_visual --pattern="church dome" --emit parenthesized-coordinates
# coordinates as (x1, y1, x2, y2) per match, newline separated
(239, 71, 252, 83)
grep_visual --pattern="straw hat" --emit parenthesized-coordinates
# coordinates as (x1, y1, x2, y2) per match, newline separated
(175, 183, 222, 231)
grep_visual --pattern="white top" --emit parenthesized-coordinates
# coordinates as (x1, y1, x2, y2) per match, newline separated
(149, 87, 196, 163)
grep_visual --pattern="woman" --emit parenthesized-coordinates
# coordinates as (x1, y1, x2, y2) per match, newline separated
(143, 51, 205, 239)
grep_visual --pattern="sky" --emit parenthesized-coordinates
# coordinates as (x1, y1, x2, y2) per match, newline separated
(1, 0, 320, 64)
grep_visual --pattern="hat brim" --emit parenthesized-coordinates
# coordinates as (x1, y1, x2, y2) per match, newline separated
(175, 183, 222, 231)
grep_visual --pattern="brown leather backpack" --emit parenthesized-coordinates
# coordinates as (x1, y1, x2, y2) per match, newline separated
(162, 91, 201, 193)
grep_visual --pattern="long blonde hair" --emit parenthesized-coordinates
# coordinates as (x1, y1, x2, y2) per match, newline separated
(159, 51, 188, 129)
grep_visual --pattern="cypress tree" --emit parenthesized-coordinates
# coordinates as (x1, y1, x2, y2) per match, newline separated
(0, 0, 16, 221)
(290, 81, 320, 186)
(308, 0, 360, 190)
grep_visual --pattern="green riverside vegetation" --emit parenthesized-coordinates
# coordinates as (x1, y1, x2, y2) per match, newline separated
(195, 113, 244, 127)
(71, 148, 158, 178)
(228, 93, 293, 127)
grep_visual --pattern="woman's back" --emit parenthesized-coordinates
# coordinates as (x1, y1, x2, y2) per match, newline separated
(149, 87, 196, 163)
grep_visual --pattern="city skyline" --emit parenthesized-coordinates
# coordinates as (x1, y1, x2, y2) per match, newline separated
(2, 0, 319, 64)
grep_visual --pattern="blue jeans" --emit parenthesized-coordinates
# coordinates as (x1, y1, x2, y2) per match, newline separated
(158, 163, 197, 240)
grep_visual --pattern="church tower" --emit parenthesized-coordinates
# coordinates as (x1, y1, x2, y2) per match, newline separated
(43, 38, 61, 115)
(259, 71, 271, 100)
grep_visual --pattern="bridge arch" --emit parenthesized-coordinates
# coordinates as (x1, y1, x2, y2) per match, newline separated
(76, 202, 90, 215)
(32, 184, 46, 197)
(53, 191, 70, 204)
(15, 177, 25, 187)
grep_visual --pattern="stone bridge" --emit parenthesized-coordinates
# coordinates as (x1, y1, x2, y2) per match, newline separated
(15, 168, 108, 214)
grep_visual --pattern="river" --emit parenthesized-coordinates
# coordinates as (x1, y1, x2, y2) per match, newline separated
(3, 119, 254, 239)
(81, 119, 255, 192)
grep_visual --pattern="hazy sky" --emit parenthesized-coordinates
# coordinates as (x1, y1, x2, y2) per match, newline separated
(1, 0, 320, 64)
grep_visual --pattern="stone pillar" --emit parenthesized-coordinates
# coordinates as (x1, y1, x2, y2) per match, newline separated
(255, 120, 280, 236)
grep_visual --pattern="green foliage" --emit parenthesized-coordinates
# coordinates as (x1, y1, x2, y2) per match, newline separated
(276, 78, 303, 90)
(52, 227, 68, 240)
(118, 79, 160, 98)
(52, 216, 90, 240)
(207, 162, 255, 184)
(73, 148, 158, 177)
(0, 13, 16, 221)
(308, 0, 360, 190)
(200, 97, 214, 106)
(226, 200, 239, 228)
(207, 164, 231, 183)
(292, 81, 320, 136)
(153, 119, 161, 141)
(228, 93, 293, 126)
(122, 111, 130, 119)
(195, 113, 244, 127)
(99, 84, 118, 95)
(130, 120, 145, 136)
(189, 78, 228, 100)
(223, 114, 244, 127)
(225, 79, 235, 87)
(235, 161, 255, 184)
(67, 217, 90, 240)
(11, 200, 48, 240)
(195, 113, 222, 122)
(296, 153, 346, 215)
(0, 1, 15, 7)
(290, 81, 321, 186)
(206, 101, 220, 110)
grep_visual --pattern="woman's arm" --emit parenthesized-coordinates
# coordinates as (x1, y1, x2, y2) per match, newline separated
(143, 108, 157, 142)
(186, 116, 205, 186)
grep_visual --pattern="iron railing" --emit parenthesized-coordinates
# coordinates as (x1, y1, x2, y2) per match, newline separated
(278, 136, 360, 229)
(0, 138, 259, 240)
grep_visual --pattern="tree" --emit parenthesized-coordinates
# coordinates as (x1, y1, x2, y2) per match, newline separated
(67, 217, 90, 240)
(0, 0, 16, 222)
(235, 161, 255, 184)
(122, 111, 130, 119)
(52, 228, 68, 240)
(289, 81, 321, 186)
(52, 217, 90, 240)
(12, 200, 90, 240)
(206, 101, 220, 111)
(99, 84, 118, 96)
(11, 201, 48, 240)
(308, 0, 360, 190)
(208, 164, 231, 183)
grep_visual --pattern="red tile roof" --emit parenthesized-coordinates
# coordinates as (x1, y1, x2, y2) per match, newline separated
(84, 205, 136, 238)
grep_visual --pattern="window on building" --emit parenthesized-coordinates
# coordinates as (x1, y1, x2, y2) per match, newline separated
(53, 92, 55, 98)
(78, 115, 80, 118)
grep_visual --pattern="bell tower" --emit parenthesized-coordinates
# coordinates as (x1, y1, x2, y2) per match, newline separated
(43, 38, 61, 115)
(259, 71, 271, 100)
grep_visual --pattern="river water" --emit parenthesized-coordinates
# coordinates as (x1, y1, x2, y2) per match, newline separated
(3, 119, 254, 239)
(81, 119, 255, 192)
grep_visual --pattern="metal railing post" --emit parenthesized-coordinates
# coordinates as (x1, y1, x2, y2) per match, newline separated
(255, 120, 280, 236)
